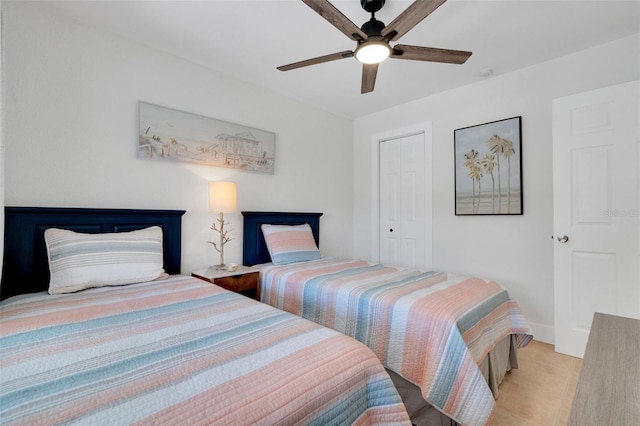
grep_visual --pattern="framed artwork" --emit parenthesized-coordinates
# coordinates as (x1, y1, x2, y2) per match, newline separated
(137, 101, 275, 174)
(454, 116, 523, 215)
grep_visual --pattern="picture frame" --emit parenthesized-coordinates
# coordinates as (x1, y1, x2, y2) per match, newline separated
(454, 116, 523, 215)
(137, 101, 276, 174)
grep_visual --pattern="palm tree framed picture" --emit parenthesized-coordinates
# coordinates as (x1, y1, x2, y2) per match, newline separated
(454, 116, 523, 215)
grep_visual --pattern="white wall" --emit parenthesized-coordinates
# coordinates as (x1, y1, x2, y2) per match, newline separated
(353, 34, 640, 344)
(2, 2, 355, 274)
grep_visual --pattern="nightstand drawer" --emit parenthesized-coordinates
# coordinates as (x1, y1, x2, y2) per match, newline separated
(192, 266, 261, 299)
(213, 272, 259, 293)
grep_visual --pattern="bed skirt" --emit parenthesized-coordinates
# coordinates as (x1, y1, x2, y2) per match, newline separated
(387, 335, 518, 426)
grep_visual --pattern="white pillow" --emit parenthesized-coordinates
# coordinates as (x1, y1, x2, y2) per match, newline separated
(45, 226, 166, 295)
(261, 223, 321, 265)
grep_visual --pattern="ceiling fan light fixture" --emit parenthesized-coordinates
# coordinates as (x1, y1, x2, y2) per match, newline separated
(355, 40, 391, 64)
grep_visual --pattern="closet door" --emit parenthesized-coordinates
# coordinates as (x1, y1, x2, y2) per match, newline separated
(379, 133, 427, 268)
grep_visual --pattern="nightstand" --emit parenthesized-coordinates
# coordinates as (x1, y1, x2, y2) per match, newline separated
(191, 265, 261, 300)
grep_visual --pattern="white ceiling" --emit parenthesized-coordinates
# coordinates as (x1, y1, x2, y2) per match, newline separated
(41, 0, 640, 119)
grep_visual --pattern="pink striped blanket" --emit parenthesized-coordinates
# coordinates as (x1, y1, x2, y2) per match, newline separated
(0, 275, 411, 425)
(260, 258, 534, 426)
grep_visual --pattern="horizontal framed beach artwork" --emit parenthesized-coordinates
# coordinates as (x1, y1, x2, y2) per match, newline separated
(454, 116, 523, 215)
(137, 102, 275, 174)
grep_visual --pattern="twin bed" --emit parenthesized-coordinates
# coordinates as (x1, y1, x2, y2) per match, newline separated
(0, 207, 533, 426)
(242, 212, 533, 426)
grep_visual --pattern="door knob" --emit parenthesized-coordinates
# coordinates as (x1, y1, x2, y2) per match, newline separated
(389, 229, 394, 232)
(557, 235, 569, 243)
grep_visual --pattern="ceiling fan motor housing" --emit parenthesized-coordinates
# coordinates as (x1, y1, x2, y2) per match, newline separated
(361, 17, 386, 37)
(360, 0, 385, 13)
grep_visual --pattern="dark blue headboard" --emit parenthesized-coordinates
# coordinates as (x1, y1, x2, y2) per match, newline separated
(1, 207, 186, 300)
(242, 211, 323, 266)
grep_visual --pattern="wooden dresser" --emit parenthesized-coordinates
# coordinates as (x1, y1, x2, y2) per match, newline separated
(568, 312, 640, 425)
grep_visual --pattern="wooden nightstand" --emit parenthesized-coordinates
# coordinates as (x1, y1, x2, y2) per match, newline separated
(191, 265, 261, 300)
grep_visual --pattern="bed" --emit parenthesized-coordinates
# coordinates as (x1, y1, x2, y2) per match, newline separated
(242, 211, 534, 426)
(0, 207, 411, 425)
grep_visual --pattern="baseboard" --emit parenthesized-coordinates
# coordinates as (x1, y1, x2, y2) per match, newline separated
(527, 321, 554, 345)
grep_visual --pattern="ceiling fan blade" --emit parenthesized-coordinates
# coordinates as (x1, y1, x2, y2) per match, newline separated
(391, 44, 472, 64)
(302, 0, 368, 41)
(382, 0, 448, 41)
(361, 63, 379, 94)
(277, 50, 354, 71)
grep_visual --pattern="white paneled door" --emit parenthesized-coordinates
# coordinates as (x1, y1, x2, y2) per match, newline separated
(552, 80, 639, 358)
(379, 133, 428, 268)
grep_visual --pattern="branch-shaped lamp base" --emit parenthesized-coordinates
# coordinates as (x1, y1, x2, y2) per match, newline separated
(208, 212, 233, 270)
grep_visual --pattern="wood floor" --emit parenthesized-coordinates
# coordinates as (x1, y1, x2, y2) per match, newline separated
(489, 340, 583, 426)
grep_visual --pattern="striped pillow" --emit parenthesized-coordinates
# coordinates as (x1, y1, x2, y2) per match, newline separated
(261, 224, 321, 265)
(44, 226, 166, 295)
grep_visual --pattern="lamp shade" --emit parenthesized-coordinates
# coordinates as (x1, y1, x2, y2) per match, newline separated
(209, 181, 237, 213)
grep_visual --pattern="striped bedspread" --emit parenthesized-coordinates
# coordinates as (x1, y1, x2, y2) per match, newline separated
(260, 258, 534, 426)
(0, 275, 411, 425)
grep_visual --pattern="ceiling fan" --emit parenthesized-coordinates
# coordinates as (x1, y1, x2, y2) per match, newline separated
(277, 0, 472, 94)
